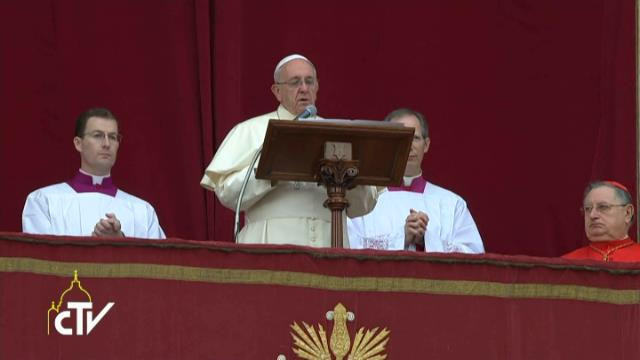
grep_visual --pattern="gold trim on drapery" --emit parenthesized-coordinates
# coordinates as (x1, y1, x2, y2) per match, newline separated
(1, 256, 638, 305)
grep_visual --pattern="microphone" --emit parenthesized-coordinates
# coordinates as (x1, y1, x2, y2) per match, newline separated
(293, 105, 317, 120)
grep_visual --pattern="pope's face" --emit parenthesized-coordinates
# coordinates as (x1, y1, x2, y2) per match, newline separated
(73, 116, 120, 176)
(583, 186, 633, 241)
(271, 59, 318, 115)
(391, 115, 430, 177)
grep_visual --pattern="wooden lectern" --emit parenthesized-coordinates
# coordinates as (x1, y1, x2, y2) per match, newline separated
(255, 119, 414, 248)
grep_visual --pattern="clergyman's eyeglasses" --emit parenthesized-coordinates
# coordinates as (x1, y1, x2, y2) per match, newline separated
(580, 203, 628, 215)
(83, 131, 122, 143)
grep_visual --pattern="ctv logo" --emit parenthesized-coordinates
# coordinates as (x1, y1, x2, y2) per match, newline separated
(47, 270, 115, 335)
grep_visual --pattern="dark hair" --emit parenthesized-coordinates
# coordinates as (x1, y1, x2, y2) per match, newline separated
(384, 107, 429, 139)
(74, 107, 118, 137)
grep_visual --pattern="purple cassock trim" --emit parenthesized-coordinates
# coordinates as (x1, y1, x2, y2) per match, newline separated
(388, 176, 427, 193)
(67, 171, 118, 197)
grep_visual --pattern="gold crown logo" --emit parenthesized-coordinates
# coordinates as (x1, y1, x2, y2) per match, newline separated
(289, 303, 390, 360)
(46, 270, 92, 335)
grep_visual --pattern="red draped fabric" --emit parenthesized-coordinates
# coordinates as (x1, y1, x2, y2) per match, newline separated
(0, 1, 636, 257)
(0, 0, 215, 240)
(2, 233, 640, 359)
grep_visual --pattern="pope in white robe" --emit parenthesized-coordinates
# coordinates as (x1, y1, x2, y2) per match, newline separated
(201, 105, 378, 247)
(201, 54, 378, 247)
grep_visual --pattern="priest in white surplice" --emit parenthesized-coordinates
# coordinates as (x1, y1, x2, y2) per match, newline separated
(22, 108, 165, 239)
(201, 54, 379, 247)
(347, 108, 483, 253)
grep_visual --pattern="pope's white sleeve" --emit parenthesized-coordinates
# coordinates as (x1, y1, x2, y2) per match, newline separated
(203, 164, 273, 211)
(200, 122, 274, 211)
(345, 185, 383, 218)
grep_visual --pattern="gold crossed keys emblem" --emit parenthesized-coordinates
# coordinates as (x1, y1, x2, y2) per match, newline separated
(282, 303, 390, 360)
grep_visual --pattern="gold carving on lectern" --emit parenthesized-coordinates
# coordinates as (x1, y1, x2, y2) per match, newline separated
(289, 303, 390, 360)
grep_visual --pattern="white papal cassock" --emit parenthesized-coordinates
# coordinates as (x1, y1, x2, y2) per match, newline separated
(347, 175, 484, 253)
(201, 105, 380, 247)
(22, 182, 165, 239)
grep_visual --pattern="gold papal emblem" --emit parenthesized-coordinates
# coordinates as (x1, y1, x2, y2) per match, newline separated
(287, 303, 390, 360)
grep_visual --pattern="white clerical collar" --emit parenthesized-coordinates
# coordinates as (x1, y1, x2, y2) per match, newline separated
(79, 169, 111, 185)
(403, 173, 422, 186)
(276, 104, 318, 120)
(276, 105, 297, 120)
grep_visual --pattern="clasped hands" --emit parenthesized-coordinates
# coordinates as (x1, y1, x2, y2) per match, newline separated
(405, 208, 427, 249)
(92, 213, 125, 237)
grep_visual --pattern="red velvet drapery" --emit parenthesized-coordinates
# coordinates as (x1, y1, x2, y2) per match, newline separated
(0, 0, 635, 257)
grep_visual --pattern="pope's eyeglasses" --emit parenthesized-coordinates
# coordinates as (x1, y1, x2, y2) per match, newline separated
(276, 77, 317, 89)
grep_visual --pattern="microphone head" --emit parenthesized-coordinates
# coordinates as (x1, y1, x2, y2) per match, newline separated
(294, 104, 318, 120)
(303, 105, 317, 119)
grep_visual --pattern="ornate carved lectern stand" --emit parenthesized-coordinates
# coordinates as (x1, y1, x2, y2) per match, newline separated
(256, 119, 413, 248)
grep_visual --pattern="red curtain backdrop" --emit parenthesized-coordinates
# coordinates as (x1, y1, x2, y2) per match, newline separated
(0, 1, 636, 257)
(0, 0, 214, 240)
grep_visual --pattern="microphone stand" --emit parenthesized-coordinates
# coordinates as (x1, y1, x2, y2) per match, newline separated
(234, 144, 263, 242)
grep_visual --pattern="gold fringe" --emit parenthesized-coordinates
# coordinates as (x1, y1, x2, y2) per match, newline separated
(1, 256, 638, 305)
